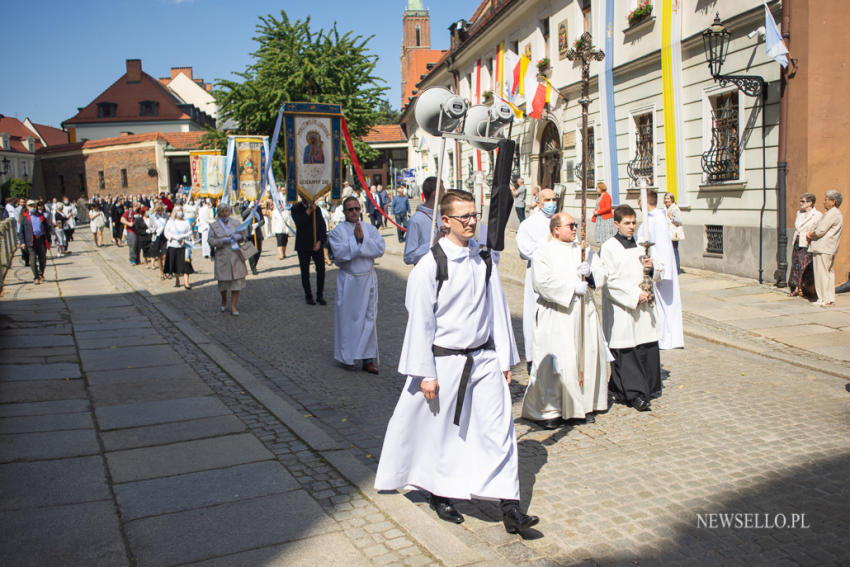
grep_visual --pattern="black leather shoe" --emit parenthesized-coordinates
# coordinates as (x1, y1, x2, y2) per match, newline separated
(251, 267, 259, 275)
(429, 496, 464, 524)
(630, 396, 651, 412)
(305, 297, 316, 305)
(584, 413, 596, 423)
(316, 297, 327, 305)
(502, 506, 539, 534)
(537, 418, 563, 430)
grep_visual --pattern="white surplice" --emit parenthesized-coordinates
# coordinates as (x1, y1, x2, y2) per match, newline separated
(375, 237, 521, 501)
(328, 221, 386, 365)
(515, 209, 553, 362)
(521, 240, 610, 420)
(644, 209, 684, 349)
(594, 235, 662, 349)
(402, 205, 443, 265)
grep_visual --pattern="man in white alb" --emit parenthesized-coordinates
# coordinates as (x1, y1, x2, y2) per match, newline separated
(375, 189, 539, 534)
(642, 190, 684, 350)
(595, 204, 662, 412)
(521, 212, 610, 429)
(516, 187, 559, 371)
(328, 196, 386, 374)
(403, 176, 446, 265)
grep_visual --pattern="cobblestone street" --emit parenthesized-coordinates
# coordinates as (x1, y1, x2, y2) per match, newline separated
(2, 226, 849, 566)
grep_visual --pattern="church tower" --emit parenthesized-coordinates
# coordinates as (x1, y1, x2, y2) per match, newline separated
(400, 0, 442, 109)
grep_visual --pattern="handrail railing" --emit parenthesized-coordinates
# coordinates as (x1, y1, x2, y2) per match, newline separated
(0, 218, 19, 292)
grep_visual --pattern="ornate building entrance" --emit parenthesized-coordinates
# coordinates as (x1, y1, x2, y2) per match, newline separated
(538, 121, 561, 188)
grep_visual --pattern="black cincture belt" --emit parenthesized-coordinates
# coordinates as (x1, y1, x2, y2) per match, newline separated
(432, 337, 495, 426)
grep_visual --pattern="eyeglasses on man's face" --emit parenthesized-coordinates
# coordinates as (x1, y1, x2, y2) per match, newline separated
(446, 213, 478, 224)
(345, 206, 361, 212)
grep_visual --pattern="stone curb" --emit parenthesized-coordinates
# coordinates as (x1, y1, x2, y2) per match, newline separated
(88, 239, 487, 567)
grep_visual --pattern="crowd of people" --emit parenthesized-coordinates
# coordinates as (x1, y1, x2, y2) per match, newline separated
(326, 177, 683, 534)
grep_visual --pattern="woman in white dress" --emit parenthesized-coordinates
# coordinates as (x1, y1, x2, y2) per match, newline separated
(88, 203, 107, 247)
(163, 206, 195, 289)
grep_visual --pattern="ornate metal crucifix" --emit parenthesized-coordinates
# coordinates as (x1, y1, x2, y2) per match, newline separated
(566, 31, 605, 249)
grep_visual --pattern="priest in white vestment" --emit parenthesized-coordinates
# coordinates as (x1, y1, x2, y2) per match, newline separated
(403, 176, 446, 265)
(328, 197, 386, 374)
(642, 191, 684, 350)
(595, 204, 663, 412)
(521, 213, 610, 428)
(515, 188, 559, 370)
(376, 189, 539, 534)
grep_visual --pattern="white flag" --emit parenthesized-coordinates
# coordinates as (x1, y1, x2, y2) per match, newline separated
(764, 2, 788, 67)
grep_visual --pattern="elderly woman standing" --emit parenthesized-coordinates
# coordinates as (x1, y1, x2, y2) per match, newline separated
(664, 193, 685, 274)
(207, 204, 248, 315)
(788, 193, 821, 297)
(164, 205, 195, 289)
(591, 181, 615, 244)
(807, 190, 844, 307)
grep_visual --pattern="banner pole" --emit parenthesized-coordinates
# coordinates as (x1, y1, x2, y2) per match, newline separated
(429, 136, 447, 247)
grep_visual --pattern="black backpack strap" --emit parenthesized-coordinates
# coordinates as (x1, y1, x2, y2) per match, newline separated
(479, 249, 492, 286)
(431, 242, 448, 298)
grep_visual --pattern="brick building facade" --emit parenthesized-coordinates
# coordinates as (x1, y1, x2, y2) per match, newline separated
(33, 131, 205, 200)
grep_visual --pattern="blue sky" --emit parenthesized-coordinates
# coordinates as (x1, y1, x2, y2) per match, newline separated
(2, 0, 471, 128)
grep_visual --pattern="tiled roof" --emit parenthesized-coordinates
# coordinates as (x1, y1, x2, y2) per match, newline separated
(37, 131, 208, 154)
(361, 125, 407, 143)
(31, 123, 68, 146)
(0, 115, 45, 153)
(63, 69, 192, 126)
(161, 131, 206, 149)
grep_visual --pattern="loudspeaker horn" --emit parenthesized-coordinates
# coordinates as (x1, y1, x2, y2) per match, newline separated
(462, 102, 514, 151)
(414, 87, 468, 137)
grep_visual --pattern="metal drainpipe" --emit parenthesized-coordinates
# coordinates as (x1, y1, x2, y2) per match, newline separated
(774, 0, 790, 287)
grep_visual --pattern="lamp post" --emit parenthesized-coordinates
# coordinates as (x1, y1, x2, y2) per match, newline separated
(701, 14, 783, 286)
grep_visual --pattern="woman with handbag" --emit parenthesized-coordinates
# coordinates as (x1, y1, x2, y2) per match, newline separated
(207, 204, 251, 316)
(163, 206, 195, 289)
(664, 193, 685, 274)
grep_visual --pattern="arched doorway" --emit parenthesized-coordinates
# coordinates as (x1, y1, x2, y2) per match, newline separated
(538, 121, 561, 188)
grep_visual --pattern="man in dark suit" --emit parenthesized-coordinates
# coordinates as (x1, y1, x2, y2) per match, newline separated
(291, 197, 327, 305)
(17, 200, 52, 284)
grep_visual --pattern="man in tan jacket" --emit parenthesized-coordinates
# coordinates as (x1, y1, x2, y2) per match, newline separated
(808, 190, 844, 306)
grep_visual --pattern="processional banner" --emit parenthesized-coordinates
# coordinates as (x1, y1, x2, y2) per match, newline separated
(189, 150, 225, 198)
(222, 136, 269, 203)
(282, 103, 342, 203)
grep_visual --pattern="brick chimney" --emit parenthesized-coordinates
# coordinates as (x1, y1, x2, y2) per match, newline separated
(170, 67, 193, 80)
(126, 59, 142, 83)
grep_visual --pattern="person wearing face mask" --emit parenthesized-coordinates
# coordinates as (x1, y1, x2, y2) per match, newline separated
(515, 188, 559, 372)
(207, 204, 249, 315)
(18, 200, 52, 284)
(163, 207, 195, 289)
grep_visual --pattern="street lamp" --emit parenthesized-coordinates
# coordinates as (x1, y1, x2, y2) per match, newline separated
(702, 13, 783, 287)
(702, 14, 765, 98)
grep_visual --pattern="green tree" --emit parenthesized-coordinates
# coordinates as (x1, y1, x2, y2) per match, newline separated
(212, 11, 387, 174)
(0, 178, 32, 200)
(374, 99, 401, 125)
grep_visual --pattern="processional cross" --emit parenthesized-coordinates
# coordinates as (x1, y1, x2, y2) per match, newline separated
(565, 32, 605, 387)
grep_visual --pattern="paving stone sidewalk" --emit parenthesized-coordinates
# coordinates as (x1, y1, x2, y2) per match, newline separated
(79, 224, 850, 566)
(0, 246, 439, 567)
